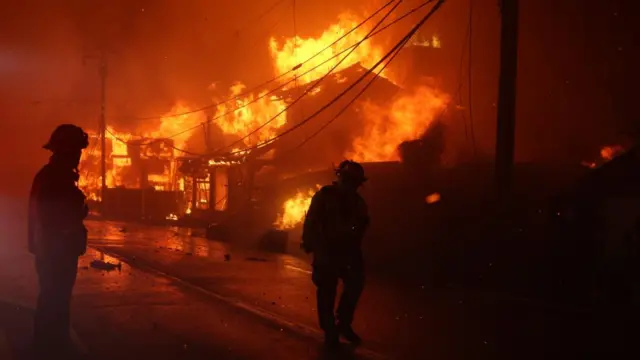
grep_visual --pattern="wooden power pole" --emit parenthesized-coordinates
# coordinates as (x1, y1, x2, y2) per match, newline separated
(494, 0, 520, 196)
(99, 51, 107, 201)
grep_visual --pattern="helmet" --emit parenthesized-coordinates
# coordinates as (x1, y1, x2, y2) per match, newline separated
(43, 124, 89, 153)
(335, 160, 367, 184)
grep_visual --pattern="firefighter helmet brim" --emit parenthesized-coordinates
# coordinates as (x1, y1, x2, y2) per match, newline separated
(335, 160, 367, 183)
(43, 124, 89, 152)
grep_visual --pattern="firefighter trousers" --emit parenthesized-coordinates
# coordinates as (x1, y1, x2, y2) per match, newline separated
(34, 256, 78, 355)
(312, 264, 365, 333)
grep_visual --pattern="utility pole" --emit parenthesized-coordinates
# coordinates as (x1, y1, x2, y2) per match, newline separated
(494, 0, 520, 197)
(204, 119, 216, 211)
(99, 51, 107, 202)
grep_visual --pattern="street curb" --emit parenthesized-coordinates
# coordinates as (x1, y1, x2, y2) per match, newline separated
(94, 247, 390, 360)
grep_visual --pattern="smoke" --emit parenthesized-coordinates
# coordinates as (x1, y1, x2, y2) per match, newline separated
(0, 0, 634, 252)
(0, 0, 375, 248)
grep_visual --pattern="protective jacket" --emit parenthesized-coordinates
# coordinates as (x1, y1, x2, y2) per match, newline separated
(28, 161, 88, 258)
(302, 183, 369, 266)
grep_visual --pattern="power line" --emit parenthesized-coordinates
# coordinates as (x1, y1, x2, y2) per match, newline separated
(457, 0, 470, 146)
(222, 0, 447, 157)
(131, 0, 398, 122)
(81, 134, 101, 181)
(133, 0, 437, 125)
(247, 4, 290, 48)
(105, 127, 201, 156)
(109, 0, 435, 153)
(133, 0, 435, 148)
(247, 0, 289, 28)
(466, 0, 477, 156)
(212, 0, 289, 46)
(214, 0, 404, 154)
(287, 1, 447, 154)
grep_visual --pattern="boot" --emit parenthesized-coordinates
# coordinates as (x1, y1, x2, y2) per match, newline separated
(337, 323, 362, 345)
(324, 331, 340, 348)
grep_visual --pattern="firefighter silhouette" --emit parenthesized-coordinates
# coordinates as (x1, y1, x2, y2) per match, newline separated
(28, 124, 89, 356)
(302, 160, 370, 347)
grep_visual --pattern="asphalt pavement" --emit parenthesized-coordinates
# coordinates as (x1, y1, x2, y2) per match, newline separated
(85, 220, 603, 359)
(0, 247, 372, 360)
(1, 219, 634, 359)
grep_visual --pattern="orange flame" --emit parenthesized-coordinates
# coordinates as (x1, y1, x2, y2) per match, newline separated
(425, 192, 441, 204)
(214, 83, 288, 148)
(78, 104, 205, 202)
(269, 13, 388, 85)
(600, 145, 624, 161)
(274, 186, 320, 229)
(347, 86, 450, 162)
(78, 10, 450, 213)
(147, 103, 206, 150)
(581, 145, 625, 169)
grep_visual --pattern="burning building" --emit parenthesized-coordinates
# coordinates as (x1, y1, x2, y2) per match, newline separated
(78, 8, 454, 234)
(79, 129, 182, 221)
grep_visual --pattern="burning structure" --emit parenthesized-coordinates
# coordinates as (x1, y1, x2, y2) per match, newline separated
(78, 8, 453, 233)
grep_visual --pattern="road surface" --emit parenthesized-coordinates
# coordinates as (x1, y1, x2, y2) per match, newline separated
(83, 220, 602, 359)
(0, 246, 373, 359)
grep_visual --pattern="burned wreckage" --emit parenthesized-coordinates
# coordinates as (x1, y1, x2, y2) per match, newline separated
(78, 58, 454, 252)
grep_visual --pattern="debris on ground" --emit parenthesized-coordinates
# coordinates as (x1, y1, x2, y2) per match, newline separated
(90, 259, 122, 271)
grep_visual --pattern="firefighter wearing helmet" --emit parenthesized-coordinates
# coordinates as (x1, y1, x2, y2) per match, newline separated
(28, 124, 89, 356)
(301, 160, 370, 348)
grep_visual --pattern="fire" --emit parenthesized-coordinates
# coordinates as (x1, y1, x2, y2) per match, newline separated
(166, 213, 179, 221)
(269, 12, 449, 162)
(147, 102, 206, 150)
(78, 104, 205, 202)
(346, 86, 450, 162)
(269, 13, 387, 85)
(78, 7, 451, 220)
(274, 186, 320, 230)
(425, 192, 441, 204)
(581, 145, 625, 169)
(407, 34, 441, 48)
(105, 127, 133, 188)
(600, 145, 624, 161)
(214, 83, 288, 148)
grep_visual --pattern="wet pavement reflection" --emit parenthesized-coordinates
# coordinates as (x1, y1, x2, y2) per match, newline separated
(71, 247, 373, 360)
(84, 220, 594, 360)
(89, 222, 230, 260)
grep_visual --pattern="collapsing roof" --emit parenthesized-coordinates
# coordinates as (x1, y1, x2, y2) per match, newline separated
(267, 63, 402, 174)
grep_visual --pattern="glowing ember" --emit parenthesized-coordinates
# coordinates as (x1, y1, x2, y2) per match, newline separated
(274, 186, 320, 230)
(425, 192, 441, 204)
(208, 159, 242, 166)
(581, 145, 625, 169)
(269, 13, 388, 85)
(407, 34, 441, 48)
(166, 213, 179, 221)
(600, 145, 624, 161)
(346, 86, 450, 162)
(214, 82, 288, 148)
